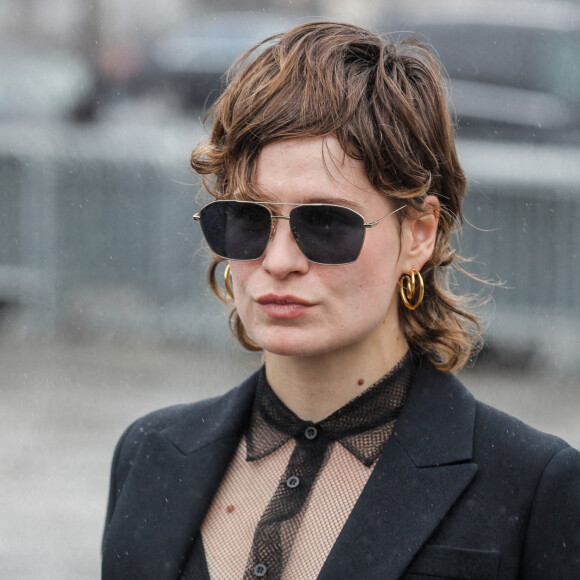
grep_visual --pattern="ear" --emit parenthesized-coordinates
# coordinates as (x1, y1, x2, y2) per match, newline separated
(399, 195, 440, 273)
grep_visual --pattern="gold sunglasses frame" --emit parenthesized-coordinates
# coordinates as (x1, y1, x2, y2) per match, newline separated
(193, 200, 406, 265)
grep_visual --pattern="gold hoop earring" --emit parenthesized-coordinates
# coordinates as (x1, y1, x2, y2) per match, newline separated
(224, 264, 235, 300)
(399, 269, 424, 310)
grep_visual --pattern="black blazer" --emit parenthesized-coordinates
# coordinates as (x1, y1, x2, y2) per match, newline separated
(102, 360, 580, 579)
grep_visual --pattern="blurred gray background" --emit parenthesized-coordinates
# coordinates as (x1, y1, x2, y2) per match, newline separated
(1, 0, 579, 578)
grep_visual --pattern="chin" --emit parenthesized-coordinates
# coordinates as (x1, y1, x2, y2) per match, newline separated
(252, 331, 361, 360)
(250, 329, 328, 358)
(256, 340, 318, 358)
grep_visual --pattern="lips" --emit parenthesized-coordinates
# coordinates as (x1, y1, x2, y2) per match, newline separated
(257, 294, 313, 306)
(256, 294, 314, 319)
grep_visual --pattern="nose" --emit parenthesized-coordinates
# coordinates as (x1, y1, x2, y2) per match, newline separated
(261, 217, 309, 278)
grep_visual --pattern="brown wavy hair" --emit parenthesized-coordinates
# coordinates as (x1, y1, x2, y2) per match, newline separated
(190, 21, 482, 372)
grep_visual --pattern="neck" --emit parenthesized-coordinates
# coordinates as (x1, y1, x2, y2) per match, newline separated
(264, 333, 409, 423)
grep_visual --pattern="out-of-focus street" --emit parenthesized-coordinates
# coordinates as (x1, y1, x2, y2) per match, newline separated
(2, 1, 580, 578)
(0, 336, 578, 579)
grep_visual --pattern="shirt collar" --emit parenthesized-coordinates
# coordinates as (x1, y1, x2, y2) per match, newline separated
(246, 350, 417, 467)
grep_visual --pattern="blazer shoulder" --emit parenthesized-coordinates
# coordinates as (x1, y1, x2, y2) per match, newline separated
(122, 396, 224, 446)
(476, 407, 580, 577)
(521, 445, 580, 576)
(470, 398, 574, 497)
(104, 370, 260, 531)
(112, 369, 260, 477)
(474, 399, 570, 456)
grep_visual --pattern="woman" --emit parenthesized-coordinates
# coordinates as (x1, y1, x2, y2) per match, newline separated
(102, 22, 579, 579)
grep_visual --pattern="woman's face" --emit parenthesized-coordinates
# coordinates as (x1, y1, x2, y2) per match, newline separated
(228, 137, 434, 360)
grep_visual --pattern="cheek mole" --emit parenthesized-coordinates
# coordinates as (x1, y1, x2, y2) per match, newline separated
(357, 378, 364, 386)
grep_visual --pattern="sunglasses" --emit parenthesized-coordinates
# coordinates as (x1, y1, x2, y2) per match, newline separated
(193, 200, 405, 266)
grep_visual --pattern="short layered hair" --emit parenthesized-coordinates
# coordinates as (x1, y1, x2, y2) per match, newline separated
(190, 21, 481, 372)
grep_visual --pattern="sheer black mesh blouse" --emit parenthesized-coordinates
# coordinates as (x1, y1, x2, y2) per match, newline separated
(184, 351, 417, 579)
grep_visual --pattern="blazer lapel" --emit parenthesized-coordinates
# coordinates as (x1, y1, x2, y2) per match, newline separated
(319, 360, 478, 580)
(104, 372, 258, 580)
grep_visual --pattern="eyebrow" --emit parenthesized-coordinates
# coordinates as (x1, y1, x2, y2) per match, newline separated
(238, 187, 367, 211)
(296, 196, 365, 210)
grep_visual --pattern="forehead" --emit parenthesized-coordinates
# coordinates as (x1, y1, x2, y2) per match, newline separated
(253, 136, 378, 206)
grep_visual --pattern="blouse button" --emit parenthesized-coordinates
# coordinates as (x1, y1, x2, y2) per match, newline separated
(253, 563, 267, 577)
(304, 426, 318, 440)
(286, 475, 300, 489)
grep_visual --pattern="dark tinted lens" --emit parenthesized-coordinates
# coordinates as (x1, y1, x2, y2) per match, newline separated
(199, 201, 271, 260)
(290, 205, 365, 264)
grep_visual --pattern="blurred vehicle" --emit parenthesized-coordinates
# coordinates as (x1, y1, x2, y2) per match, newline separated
(0, 47, 99, 122)
(380, 0, 580, 142)
(126, 11, 297, 111)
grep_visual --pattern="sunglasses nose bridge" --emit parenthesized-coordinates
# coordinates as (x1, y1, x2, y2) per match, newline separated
(263, 212, 306, 261)
(269, 214, 290, 236)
